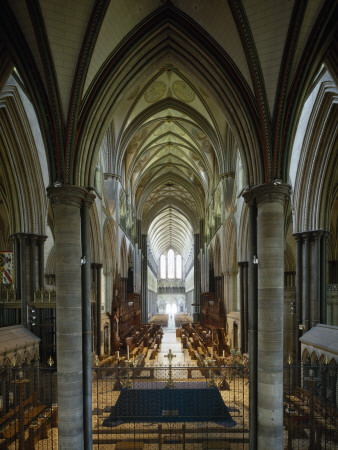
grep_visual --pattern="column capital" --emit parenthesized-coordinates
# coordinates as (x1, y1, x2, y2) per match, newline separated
(292, 231, 303, 241)
(38, 235, 48, 244)
(311, 230, 324, 240)
(242, 188, 256, 206)
(104, 173, 121, 181)
(16, 232, 28, 241)
(238, 261, 248, 267)
(47, 184, 88, 208)
(250, 182, 291, 206)
(83, 190, 96, 209)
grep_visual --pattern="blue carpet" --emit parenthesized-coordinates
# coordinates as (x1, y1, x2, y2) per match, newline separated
(103, 382, 236, 427)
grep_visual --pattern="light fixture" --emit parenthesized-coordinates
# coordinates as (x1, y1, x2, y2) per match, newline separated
(81, 256, 86, 265)
(273, 178, 282, 186)
(53, 180, 62, 187)
(253, 255, 258, 264)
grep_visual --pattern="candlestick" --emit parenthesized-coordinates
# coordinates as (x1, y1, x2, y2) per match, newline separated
(117, 351, 119, 359)
(223, 350, 225, 357)
(211, 347, 213, 360)
(127, 345, 129, 360)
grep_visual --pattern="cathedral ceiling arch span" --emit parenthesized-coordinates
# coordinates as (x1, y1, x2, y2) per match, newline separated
(147, 207, 194, 262)
(141, 199, 199, 237)
(279, 0, 337, 180)
(76, 5, 263, 189)
(0, 3, 64, 183)
(136, 172, 203, 222)
(290, 71, 338, 233)
(0, 81, 48, 235)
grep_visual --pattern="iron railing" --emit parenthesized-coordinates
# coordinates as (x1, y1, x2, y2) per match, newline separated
(0, 364, 337, 449)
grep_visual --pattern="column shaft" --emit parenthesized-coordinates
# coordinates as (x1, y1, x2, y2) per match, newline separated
(38, 236, 47, 289)
(81, 192, 95, 450)
(141, 235, 148, 323)
(320, 233, 328, 323)
(302, 234, 310, 331)
(252, 183, 290, 450)
(294, 234, 302, 363)
(243, 192, 258, 450)
(47, 185, 87, 449)
(243, 262, 248, 353)
(193, 233, 201, 322)
(96, 264, 102, 356)
(30, 235, 38, 300)
(312, 232, 322, 327)
(239, 262, 245, 353)
(19, 234, 27, 326)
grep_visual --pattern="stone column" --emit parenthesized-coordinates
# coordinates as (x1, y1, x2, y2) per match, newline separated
(47, 184, 87, 449)
(193, 233, 201, 322)
(243, 191, 258, 450)
(81, 191, 95, 450)
(239, 262, 245, 353)
(312, 231, 322, 328)
(96, 264, 103, 356)
(18, 234, 27, 326)
(293, 233, 302, 365)
(243, 262, 248, 353)
(38, 236, 47, 289)
(251, 182, 290, 450)
(320, 232, 329, 323)
(302, 232, 310, 331)
(30, 235, 38, 300)
(141, 234, 148, 323)
(11, 235, 20, 294)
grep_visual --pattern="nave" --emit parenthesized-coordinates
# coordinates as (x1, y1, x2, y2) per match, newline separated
(0, 1, 337, 449)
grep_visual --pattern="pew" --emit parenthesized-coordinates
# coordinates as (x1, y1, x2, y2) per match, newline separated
(149, 344, 159, 360)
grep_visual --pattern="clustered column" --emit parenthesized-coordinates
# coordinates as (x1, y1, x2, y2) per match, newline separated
(293, 230, 329, 334)
(238, 262, 248, 354)
(193, 233, 201, 322)
(141, 234, 148, 323)
(10, 233, 47, 326)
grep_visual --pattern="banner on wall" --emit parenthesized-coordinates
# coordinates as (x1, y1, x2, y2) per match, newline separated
(0, 251, 13, 284)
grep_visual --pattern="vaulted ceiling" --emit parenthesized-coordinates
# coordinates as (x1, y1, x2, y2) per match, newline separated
(1, 0, 335, 263)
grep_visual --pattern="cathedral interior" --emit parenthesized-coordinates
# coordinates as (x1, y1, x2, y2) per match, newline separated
(0, 1, 337, 449)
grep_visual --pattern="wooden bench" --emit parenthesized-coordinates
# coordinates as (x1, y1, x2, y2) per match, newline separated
(149, 344, 159, 359)
(116, 442, 144, 449)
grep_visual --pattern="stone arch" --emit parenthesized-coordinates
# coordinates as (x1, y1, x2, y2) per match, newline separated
(0, 79, 48, 235)
(301, 348, 310, 364)
(289, 70, 337, 232)
(76, 7, 263, 189)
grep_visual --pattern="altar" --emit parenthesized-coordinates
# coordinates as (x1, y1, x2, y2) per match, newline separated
(103, 382, 236, 428)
